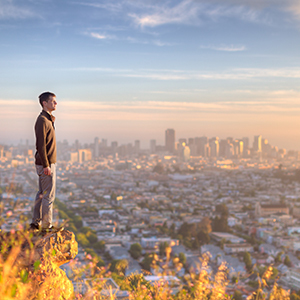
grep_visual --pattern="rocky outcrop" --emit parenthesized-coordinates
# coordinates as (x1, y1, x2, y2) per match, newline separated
(0, 229, 78, 300)
(29, 230, 78, 299)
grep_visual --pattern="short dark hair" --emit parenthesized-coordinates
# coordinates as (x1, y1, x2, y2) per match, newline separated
(39, 92, 56, 107)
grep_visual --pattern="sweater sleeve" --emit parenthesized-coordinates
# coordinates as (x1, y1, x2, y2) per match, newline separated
(35, 118, 49, 168)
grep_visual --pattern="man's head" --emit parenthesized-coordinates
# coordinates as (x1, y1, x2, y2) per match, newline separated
(39, 92, 57, 113)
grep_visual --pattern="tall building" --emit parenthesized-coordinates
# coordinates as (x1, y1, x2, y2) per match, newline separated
(165, 129, 175, 153)
(179, 143, 190, 162)
(94, 137, 99, 158)
(242, 137, 249, 157)
(195, 136, 208, 156)
(101, 139, 107, 148)
(135, 140, 140, 154)
(209, 137, 219, 157)
(150, 139, 156, 153)
(188, 138, 194, 146)
(253, 135, 262, 152)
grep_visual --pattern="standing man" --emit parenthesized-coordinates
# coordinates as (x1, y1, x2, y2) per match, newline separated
(30, 92, 61, 234)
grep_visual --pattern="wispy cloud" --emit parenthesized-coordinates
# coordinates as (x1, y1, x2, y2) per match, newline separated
(1, 98, 300, 124)
(88, 32, 116, 40)
(200, 45, 246, 52)
(87, 31, 174, 46)
(0, 0, 36, 19)
(65, 66, 300, 81)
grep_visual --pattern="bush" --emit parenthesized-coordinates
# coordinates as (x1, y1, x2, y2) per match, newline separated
(129, 243, 142, 259)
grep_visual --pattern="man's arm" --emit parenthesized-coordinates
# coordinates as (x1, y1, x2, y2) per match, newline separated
(35, 118, 50, 173)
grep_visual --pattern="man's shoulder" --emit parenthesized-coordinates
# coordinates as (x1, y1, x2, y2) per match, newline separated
(35, 113, 51, 127)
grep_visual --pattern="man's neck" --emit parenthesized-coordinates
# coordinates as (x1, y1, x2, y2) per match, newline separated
(43, 109, 52, 115)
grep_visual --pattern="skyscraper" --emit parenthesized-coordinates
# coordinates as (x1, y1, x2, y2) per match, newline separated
(150, 139, 156, 153)
(253, 135, 262, 152)
(94, 137, 99, 158)
(165, 129, 175, 153)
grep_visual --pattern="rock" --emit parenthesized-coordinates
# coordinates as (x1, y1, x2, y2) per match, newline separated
(0, 229, 78, 300)
(33, 229, 78, 266)
(30, 230, 78, 299)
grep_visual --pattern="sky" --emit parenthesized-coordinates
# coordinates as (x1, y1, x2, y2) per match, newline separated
(1, 0, 300, 150)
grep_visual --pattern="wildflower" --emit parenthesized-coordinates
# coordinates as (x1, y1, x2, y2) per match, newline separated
(18, 224, 24, 230)
(6, 211, 12, 217)
(10, 229, 15, 234)
(86, 254, 92, 260)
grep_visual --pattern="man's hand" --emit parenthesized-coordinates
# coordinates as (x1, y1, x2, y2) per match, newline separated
(43, 167, 51, 175)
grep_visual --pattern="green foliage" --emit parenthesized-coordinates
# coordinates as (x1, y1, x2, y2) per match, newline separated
(77, 233, 90, 247)
(73, 215, 83, 229)
(86, 231, 98, 244)
(109, 259, 128, 276)
(233, 290, 243, 300)
(243, 251, 252, 273)
(59, 210, 69, 220)
(66, 222, 77, 234)
(291, 293, 300, 300)
(275, 251, 284, 263)
(80, 226, 94, 234)
(85, 248, 105, 267)
(93, 240, 105, 251)
(141, 253, 154, 271)
(284, 255, 292, 267)
(178, 252, 186, 265)
(129, 243, 142, 259)
(212, 214, 229, 232)
(159, 241, 169, 256)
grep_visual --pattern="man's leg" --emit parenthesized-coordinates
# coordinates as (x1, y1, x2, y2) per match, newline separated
(41, 163, 56, 229)
(31, 165, 44, 227)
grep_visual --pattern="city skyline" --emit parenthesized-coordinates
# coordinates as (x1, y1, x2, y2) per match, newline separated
(0, 130, 294, 154)
(1, 1, 300, 149)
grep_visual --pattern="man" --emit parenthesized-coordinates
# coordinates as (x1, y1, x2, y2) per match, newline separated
(30, 92, 62, 234)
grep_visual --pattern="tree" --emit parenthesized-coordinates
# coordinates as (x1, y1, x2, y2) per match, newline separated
(159, 241, 169, 256)
(129, 243, 142, 259)
(77, 233, 89, 247)
(109, 259, 128, 276)
(142, 253, 155, 271)
(199, 217, 212, 234)
(275, 251, 283, 263)
(212, 214, 229, 232)
(86, 231, 98, 244)
(291, 293, 300, 300)
(284, 255, 292, 267)
(59, 210, 69, 220)
(243, 252, 252, 272)
(233, 290, 243, 300)
(178, 252, 186, 265)
(215, 204, 228, 216)
(94, 240, 105, 251)
(73, 215, 83, 229)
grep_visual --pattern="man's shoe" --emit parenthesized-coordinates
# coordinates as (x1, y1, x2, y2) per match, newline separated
(41, 226, 64, 236)
(29, 223, 40, 231)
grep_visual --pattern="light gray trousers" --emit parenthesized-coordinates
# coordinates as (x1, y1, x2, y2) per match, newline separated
(32, 164, 56, 229)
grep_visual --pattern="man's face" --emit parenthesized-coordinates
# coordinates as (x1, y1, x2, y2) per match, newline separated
(43, 96, 57, 112)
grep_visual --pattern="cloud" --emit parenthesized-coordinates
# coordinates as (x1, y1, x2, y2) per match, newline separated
(64, 66, 300, 81)
(87, 31, 173, 46)
(200, 45, 246, 51)
(89, 32, 115, 40)
(0, 0, 36, 19)
(1, 96, 300, 123)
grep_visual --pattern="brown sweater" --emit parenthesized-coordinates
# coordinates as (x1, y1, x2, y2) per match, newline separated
(35, 110, 57, 168)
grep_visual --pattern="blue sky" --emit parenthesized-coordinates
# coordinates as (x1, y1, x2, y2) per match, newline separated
(1, 0, 300, 149)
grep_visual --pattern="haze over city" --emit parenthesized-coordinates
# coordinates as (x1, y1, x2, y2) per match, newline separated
(1, 0, 300, 149)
